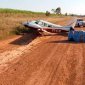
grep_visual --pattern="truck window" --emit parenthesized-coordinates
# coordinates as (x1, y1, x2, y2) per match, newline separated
(77, 19, 83, 21)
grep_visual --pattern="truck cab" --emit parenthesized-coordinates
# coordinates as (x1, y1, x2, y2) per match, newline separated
(76, 18, 83, 27)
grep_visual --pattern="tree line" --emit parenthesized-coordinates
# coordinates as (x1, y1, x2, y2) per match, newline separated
(45, 7, 75, 16)
(46, 7, 61, 16)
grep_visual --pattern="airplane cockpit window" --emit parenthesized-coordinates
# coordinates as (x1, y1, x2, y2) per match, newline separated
(48, 25, 52, 27)
(34, 20, 52, 27)
(43, 23, 48, 27)
(77, 19, 83, 21)
(38, 21, 43, 25)
(35, 21, 45, 27)
(35, 21, 38, 24)
(35, 20, 39, 24)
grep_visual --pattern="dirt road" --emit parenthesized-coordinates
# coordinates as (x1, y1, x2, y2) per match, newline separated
(0, 19, 85, 85)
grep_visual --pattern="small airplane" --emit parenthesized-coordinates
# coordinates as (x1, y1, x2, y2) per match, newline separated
(23, 18, 77, 35)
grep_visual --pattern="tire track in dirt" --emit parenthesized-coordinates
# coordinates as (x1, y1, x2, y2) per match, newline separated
(48, 43, 84, 85)
(0, 35, 66, 85)
(82, 43, 85, 85)
(0, 36, 21, 53)
(74, 44, 83, 85)
(25, 36, 69, 85)
(0, 35, 51, 74)
(0, 34, 37, 53)
(45, 43, 72, 85)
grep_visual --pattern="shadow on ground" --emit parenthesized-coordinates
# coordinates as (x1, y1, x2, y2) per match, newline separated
(41, 32, 68, 37)
(48, 40, 85, 44)
(56, 32, 68, 37)
(10, 33, 38, 45)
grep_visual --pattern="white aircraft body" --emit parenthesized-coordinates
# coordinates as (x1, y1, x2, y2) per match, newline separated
(23, 18, 77, 35)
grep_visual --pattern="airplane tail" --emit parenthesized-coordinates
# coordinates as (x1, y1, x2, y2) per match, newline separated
(66, 17, 77, 28)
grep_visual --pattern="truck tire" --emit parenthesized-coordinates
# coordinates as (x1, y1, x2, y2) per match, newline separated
(78, 23, 80, 27)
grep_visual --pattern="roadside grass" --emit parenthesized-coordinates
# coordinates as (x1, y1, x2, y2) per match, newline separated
(0, 8, 45, 14)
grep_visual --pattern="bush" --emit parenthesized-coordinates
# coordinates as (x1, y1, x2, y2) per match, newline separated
(45, 11, 50, 16)
(12, 25, 29, 35)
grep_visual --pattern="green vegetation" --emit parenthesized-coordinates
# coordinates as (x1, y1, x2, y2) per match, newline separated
(12, 25, 30, 35)
(0, 8, 45, 14)
(0, 8, 66, 40)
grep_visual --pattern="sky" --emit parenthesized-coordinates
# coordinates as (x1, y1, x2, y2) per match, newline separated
(0, 0, 85, 15)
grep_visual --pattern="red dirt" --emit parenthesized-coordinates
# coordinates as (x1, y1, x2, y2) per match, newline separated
(0, 18, 85, 85)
